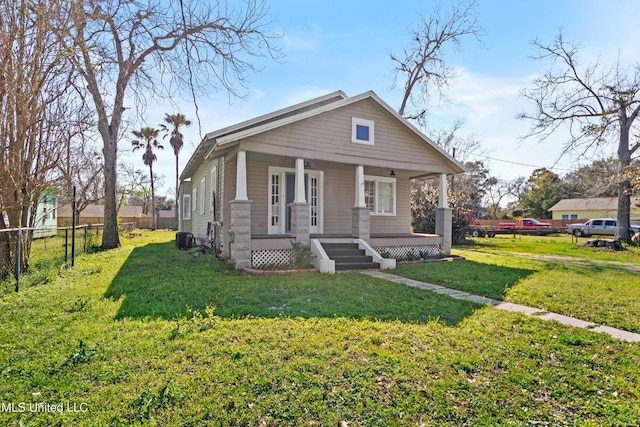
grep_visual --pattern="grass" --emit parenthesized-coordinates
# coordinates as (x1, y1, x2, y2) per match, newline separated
(2, 231, 640, 425)
(1, 228, 103, 295)
(394, 234, 640, 332)
(464, 233, 640, 264)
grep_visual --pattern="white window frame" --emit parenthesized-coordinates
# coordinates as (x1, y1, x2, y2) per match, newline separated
(199, 177, 206, 214)
(268, 166, 323, 234)
(351, 117, 375, 145)
(192, 188, 197, 213)
(364, 175, 396, 216)
(183, 194, 191, 220)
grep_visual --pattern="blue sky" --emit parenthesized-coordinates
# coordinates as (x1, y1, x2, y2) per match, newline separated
(141, 0, 640, 197)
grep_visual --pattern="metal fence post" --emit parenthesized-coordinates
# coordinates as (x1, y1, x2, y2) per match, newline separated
(71, 186, 76, 267)
(65, 227, 69, 263)
(15, 229, 21, 293)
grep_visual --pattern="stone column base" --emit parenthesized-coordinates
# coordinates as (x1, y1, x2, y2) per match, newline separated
(436, 207, 452, 256)
(352, 207, 370, 241)
(291, 203, 310, 246)
(230, 200, 252, 269)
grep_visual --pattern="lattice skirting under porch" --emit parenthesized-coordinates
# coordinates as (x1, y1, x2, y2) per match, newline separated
(373, 244, 444, 261)
(252, 249, 294, 269)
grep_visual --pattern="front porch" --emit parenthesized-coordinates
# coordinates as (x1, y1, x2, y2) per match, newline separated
(230, 150, 453, 272)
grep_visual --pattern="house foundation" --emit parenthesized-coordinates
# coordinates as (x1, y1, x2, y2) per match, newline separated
(230, 200, 252, 269)
(436, 207, 452, 255)
(291, 202, 310, 246)
(352, 206, 370, 241)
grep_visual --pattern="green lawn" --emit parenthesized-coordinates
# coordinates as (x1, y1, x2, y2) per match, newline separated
(394, 235, 640, 332)
(464, 233, 640, 264)
(2, 231, 640, 425)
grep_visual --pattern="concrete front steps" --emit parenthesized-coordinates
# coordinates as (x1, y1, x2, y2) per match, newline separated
(322, 242, 380, 271)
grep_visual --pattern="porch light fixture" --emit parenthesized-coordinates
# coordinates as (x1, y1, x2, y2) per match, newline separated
(389, 170, 396, 176)
(304, 161, 312, 168)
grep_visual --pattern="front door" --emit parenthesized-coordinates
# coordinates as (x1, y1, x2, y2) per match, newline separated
(268, 167, 323, 235)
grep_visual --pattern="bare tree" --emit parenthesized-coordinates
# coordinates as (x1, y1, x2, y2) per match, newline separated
(56, 110, 105, 219)
(519, 33, 640, 241)
(485, 177, 522, 219)
(117, 163, 149, 213)
(392, 1, 483, 124)
(57, 0, 280, 249)
(429, 119, 484, 162)
(0, 0, 76, 275)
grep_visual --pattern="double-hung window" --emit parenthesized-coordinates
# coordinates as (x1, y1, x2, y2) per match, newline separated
(364, 175, 396, 215)
(183, 194, 191, 220)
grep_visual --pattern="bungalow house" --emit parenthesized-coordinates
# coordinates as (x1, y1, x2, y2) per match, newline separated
(178, 90, 465, 272)
(549, 197, 640, 221)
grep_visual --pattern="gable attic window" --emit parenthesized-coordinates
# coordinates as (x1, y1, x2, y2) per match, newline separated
(352, 117, 375, 145)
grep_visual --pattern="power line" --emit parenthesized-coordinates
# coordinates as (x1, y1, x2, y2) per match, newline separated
(472, 153, 572, 172)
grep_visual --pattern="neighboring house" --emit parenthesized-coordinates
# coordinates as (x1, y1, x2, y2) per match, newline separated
(1, 189, 59, 238)
(179, 90, 465, 272)
(32, 189, 59, 238)
(549, 197, 640, 221)
(57, 204, 146, 226)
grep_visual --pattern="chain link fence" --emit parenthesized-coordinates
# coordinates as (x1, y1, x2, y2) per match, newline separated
(0, 224, 111, 294)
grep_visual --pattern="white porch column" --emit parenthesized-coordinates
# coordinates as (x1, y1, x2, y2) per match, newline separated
(235, 150, 248, 201)
(294, 158, 306, 203)
(352, 165, 369, 240)
(438, 173, 448, 208)
(292, 158, 310, 245)
(354, 165, 365, 207)
(436, 173, 452, 256)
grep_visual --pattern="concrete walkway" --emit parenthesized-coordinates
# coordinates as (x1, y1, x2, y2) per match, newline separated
(361, 270, 640, 343)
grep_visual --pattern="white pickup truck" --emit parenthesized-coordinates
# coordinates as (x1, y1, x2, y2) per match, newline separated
(566, 218, 640, 237)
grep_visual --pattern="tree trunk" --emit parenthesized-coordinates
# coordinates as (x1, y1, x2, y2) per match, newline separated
(101, 129, 121, 249)
(175, 154, 179, 228)
(150, 163, 156, 230)
(615, 114, 632, 243)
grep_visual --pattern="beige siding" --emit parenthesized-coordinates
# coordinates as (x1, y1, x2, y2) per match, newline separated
(244, 153, 412, 235)
(552, 208, 640, 221)
(246, 152, 292, 234)
(222, 155, 236, 257)
(239, 98, 453, 174)
(189, 157, 225, 239)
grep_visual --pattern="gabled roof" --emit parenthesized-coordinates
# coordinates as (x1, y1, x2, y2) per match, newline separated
(180, 90, 465, 179)
(549, 197, 640, 211)
(181, 91, 347, 179)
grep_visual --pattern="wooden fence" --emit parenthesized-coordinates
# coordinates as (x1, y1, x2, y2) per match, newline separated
(57, 216, 176, 230)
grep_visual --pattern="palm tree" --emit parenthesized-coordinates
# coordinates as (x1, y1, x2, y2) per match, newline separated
(131, 127, 163, 229)
(161, 113, 191, 224)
